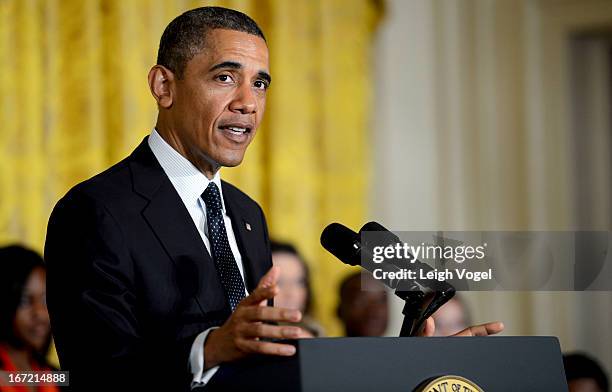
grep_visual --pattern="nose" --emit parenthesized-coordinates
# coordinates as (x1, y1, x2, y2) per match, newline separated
(228, 83, 257, 114)
(31, 298, 49, 322)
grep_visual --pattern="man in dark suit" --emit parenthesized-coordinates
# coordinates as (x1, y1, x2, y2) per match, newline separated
(44, 7, 309, 391)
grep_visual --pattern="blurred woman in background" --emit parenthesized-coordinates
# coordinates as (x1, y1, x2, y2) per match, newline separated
(271, 241, 324, 337)
(0, 245, 59, 392)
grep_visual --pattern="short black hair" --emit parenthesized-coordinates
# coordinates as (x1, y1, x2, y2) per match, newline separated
(338, 271, 366, 301)
(157, 6, 266, 79)
(563, 353, 609, 392)
(337, 271, 388, 304)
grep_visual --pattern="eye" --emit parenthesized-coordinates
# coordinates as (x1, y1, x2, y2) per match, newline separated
(19, 294, 32, 308)
(216, 74, 234, 83)
(254, 80, 269, 90)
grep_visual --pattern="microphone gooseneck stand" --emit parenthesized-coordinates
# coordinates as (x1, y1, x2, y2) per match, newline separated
(397, 287, 456, 337)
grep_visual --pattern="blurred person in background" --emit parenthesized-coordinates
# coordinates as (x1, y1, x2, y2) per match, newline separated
(564, 352, 609, 392)
(0, 245, 59, 392)
(432, 295, 470, 337)
(271, 241, 324, 337)
(337, 271, 388, 337)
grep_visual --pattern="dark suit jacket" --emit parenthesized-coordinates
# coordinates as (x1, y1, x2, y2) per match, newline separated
(44, 138, 272, 391)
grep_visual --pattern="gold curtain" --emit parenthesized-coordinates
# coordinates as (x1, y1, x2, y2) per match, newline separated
(0, 0, 381, 360)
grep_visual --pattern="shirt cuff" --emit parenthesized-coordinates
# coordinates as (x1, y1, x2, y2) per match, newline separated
(190, 327, 220, 389)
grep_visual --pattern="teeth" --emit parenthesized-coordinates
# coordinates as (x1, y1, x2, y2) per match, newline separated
(228, 126, 246, 133)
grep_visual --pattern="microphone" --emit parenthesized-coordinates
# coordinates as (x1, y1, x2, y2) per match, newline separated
(320, 223, 361, 266)
(321, 221, 456, 336)
(320, 223, 423, 292)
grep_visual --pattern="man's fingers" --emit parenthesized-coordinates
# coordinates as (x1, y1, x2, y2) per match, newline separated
(239, 283, 278, 308)
(240, 323, 309, 340)
(240, 306, 302, 323)
(238, 267, 281, 307)
(236, 338, 297, 356)
(258, 266, 280, 289)
(419, 317, 435, 337)
(453, 321, 505, 337)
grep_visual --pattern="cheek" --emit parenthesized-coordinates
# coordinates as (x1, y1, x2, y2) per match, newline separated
(203, 89, 230, 113)
(295, 286, 307, 301)
(283, 285, 300, 299)
(274, 292, 289, 307)
(12, 310, 29, 336)
(180, 88, 226, 127)
(256, 97, 267, 122)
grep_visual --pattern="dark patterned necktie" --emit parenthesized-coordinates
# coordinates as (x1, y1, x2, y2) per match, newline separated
(202, 182, 246, 311)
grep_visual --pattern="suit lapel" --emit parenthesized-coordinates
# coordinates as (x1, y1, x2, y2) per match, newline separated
(129, 139, 229, 316)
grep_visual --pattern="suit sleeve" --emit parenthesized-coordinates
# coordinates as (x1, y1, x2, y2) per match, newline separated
(44, 189, 193, 390)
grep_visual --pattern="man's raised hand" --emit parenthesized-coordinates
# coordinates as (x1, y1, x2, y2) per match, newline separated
(203, 266, 311, 369)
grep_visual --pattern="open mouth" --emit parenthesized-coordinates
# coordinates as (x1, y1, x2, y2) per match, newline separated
(218, 123, 253, 143)
(224, 126, 250, 135)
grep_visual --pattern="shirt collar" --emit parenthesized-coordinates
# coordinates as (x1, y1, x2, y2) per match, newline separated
(148, 128, 226, 212)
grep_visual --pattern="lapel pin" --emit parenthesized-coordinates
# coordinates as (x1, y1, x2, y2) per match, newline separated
(245, 222, 252, 231)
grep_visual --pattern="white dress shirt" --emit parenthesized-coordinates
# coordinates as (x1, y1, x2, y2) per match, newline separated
(148, 129, 248, 389)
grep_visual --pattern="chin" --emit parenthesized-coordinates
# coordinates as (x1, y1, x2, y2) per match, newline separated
(217, 152, 247, 168)
(222, 160, 244, 168)
(25, 339, 46, 353)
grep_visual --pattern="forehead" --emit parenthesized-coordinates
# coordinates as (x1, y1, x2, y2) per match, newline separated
(189, 28, 269, 72)
(25, 267, 45, 291)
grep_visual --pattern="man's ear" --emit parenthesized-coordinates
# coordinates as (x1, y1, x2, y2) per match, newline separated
(148, 65, 174, 108)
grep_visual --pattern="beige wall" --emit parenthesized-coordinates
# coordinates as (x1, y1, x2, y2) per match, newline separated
(372, 0, 612, 374)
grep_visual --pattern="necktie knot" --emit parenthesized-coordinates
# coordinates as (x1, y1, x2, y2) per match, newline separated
(202, 182, 222, 217)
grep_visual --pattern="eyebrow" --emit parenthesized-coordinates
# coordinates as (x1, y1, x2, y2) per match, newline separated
(209, 61, 272, 85)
